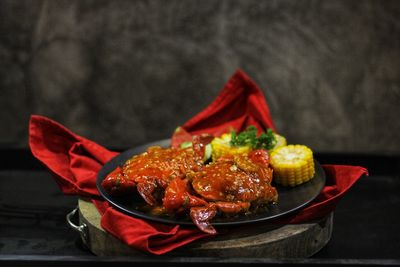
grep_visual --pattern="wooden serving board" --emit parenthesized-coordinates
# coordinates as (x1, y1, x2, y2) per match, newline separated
(77, 198, 332, 257)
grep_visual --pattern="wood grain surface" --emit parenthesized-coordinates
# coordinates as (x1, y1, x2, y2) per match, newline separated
(78, 198, 333, 257)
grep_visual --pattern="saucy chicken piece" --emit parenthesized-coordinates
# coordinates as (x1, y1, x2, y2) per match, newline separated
(163, 149, 277, 234)
(102, 135, 211, 206)
(192, 150, 277, 203)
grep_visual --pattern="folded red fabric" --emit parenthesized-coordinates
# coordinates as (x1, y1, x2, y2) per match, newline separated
(182, 70, 276, 136)
(29, 69, 367, 255)
(29, 115, 208, 255)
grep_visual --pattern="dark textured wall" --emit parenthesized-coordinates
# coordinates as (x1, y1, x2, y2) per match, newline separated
(1, 0, 399, 154)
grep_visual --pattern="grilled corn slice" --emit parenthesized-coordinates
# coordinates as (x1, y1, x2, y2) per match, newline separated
(270, 133, 287, 152)
(211, 133, 251, 161)
(211, 132, 287, 161)
(270, 145, 315, 187)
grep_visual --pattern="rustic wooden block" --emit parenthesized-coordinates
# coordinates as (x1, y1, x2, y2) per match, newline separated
(78, 198, 332, 257)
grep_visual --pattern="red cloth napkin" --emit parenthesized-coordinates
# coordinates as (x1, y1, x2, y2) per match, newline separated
(29, 69, 367, 255)
(29, 115, 208, 254)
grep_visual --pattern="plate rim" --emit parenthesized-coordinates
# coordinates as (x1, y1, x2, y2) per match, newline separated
(96, 139, 326, 226)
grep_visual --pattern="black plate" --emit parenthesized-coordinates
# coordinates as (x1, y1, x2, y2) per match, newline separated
(97, 139, 326, 225)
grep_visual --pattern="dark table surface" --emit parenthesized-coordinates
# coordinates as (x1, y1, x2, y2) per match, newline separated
(1, 150, 399, 266)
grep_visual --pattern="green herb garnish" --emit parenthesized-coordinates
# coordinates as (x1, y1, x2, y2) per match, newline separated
(230, 126, 277, 150)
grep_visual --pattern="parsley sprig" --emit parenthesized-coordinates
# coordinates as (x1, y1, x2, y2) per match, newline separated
(230, 126, 277, 150)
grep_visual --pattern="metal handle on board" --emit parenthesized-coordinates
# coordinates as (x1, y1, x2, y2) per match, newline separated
(66, 206, 88, 245)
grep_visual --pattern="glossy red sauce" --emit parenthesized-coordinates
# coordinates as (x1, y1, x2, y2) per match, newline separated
(122, 146, 203, 188)
(192, 152, 277, 203)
